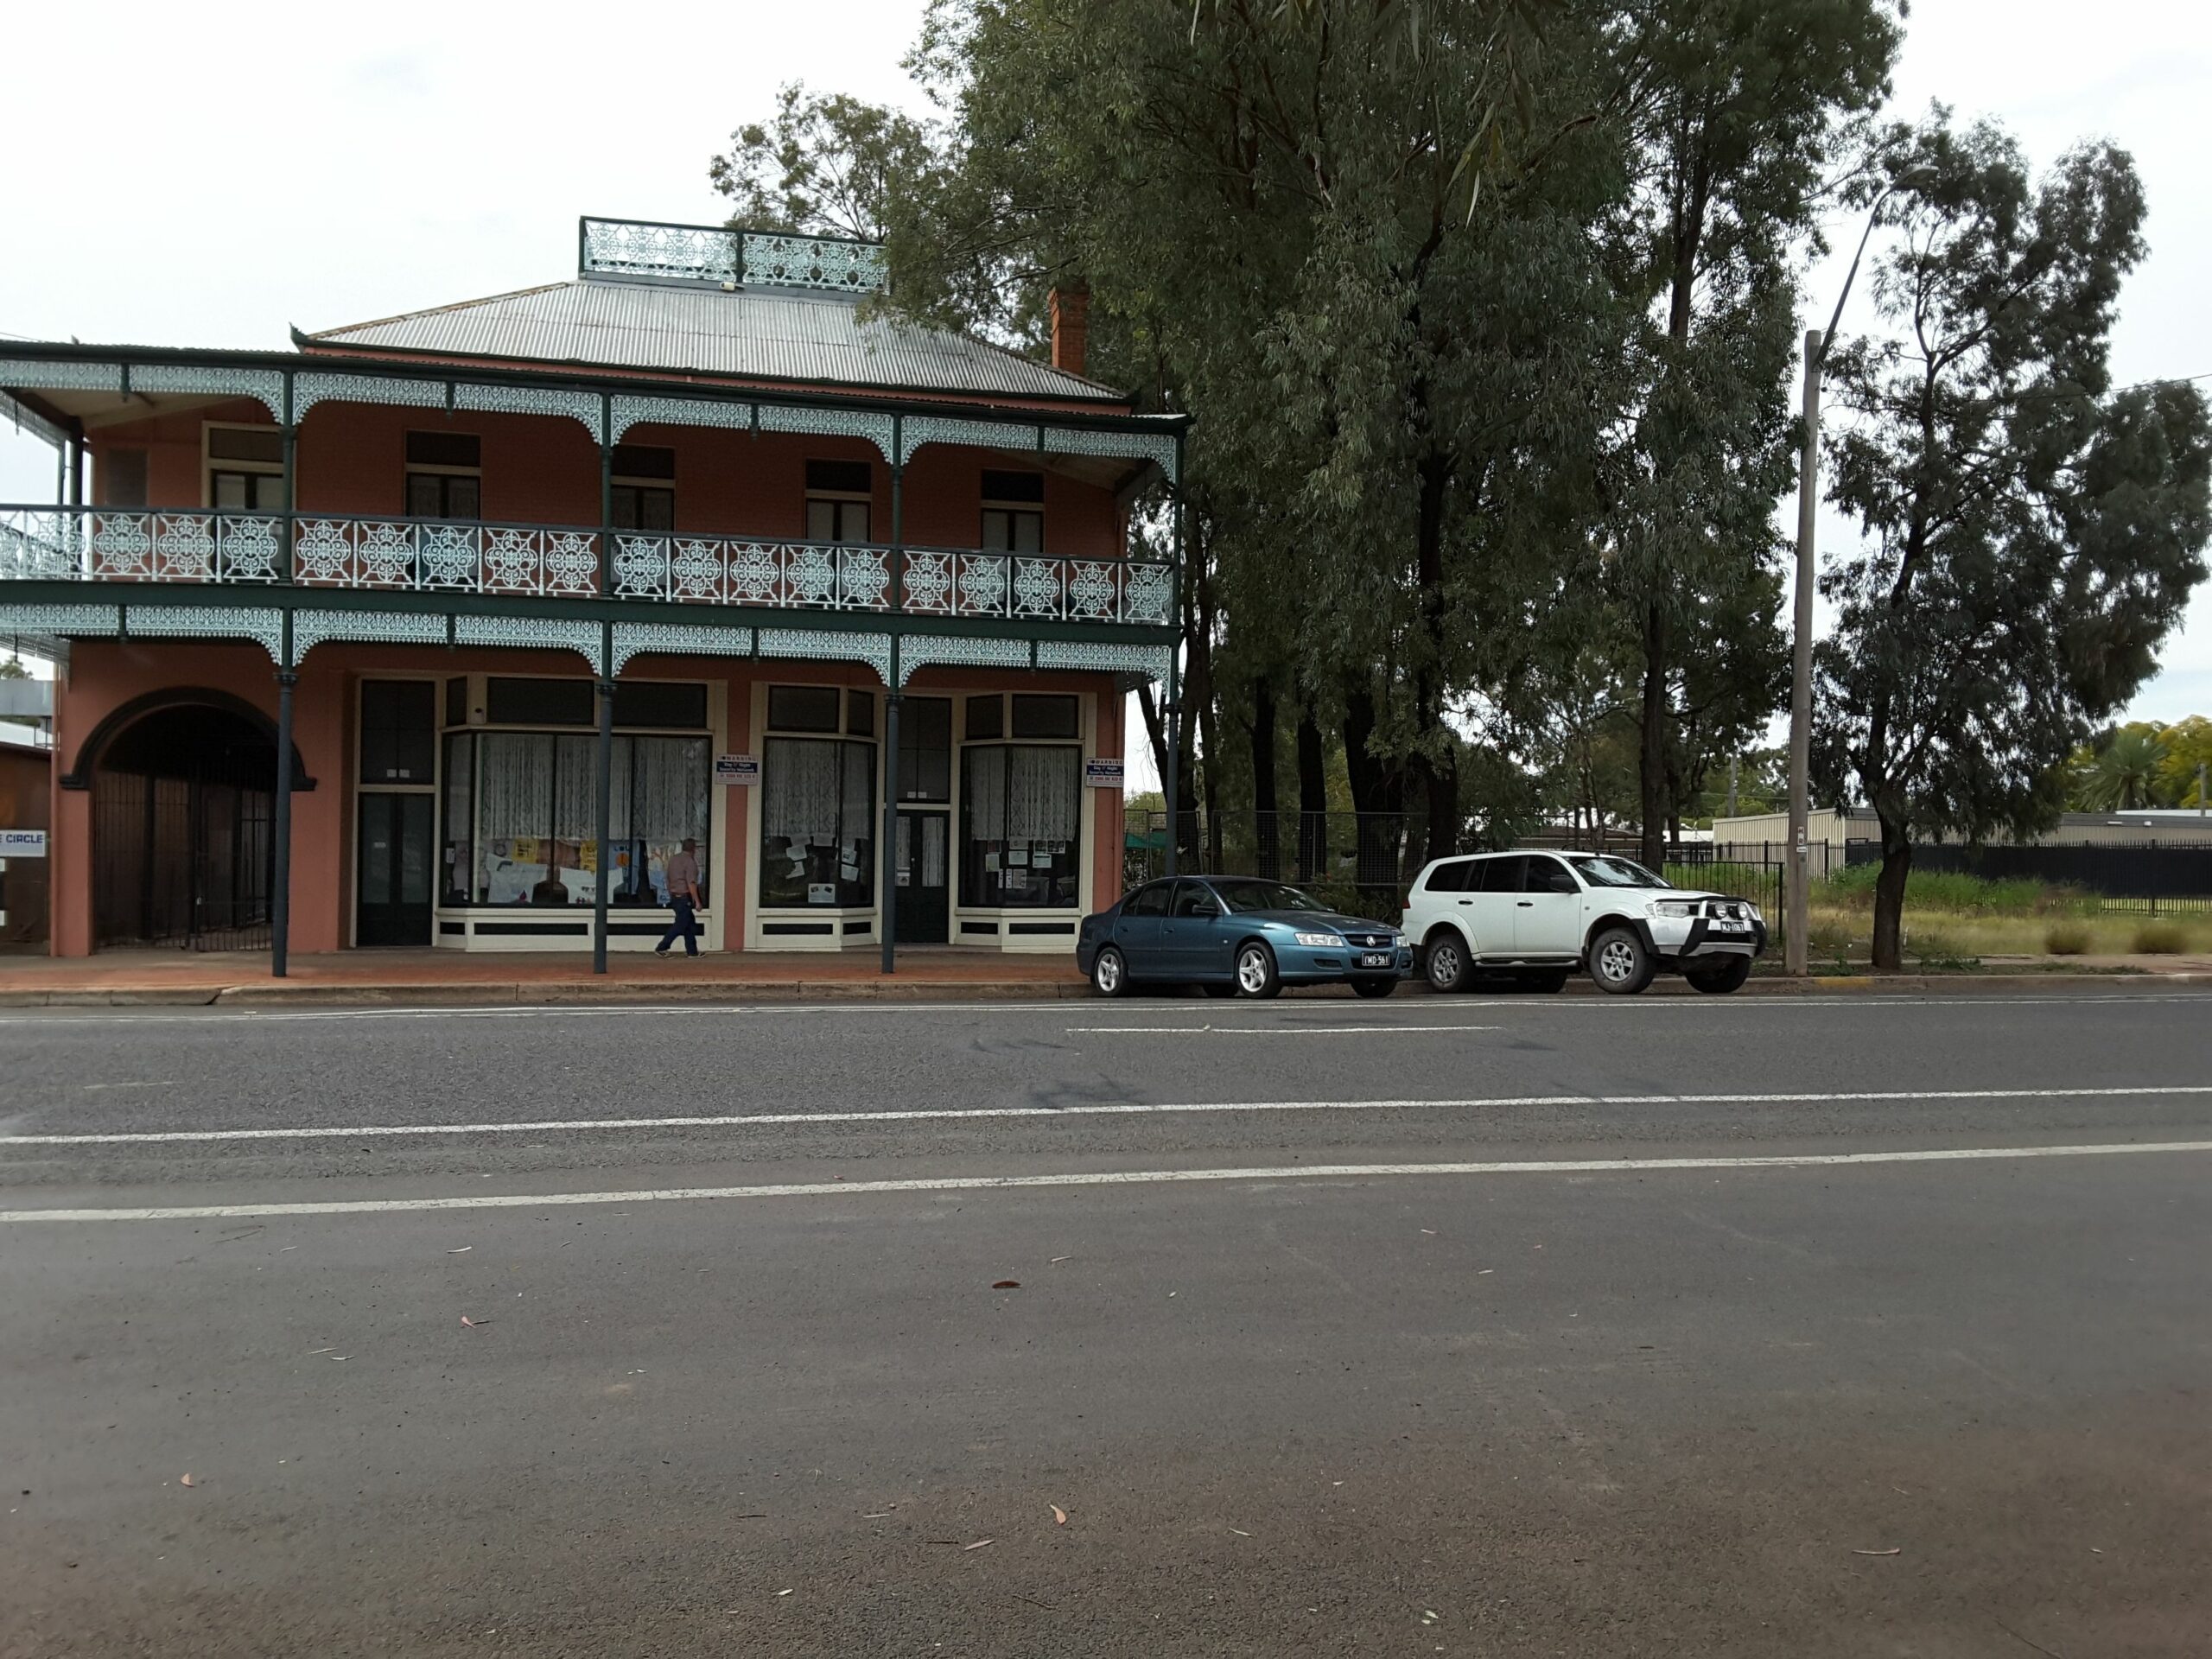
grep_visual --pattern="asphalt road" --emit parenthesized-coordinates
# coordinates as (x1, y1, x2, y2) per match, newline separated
(3, 988, 2209, 1656)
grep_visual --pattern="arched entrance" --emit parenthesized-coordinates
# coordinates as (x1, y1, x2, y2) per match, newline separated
(92, 705, 276, 950)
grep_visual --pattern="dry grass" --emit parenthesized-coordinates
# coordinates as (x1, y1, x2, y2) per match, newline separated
(2133, 921, 2190, 955)
(2044, 922, 2093, 956)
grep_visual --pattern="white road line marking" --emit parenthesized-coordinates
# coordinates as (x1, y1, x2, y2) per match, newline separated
(5, 1140, 2207, 1223)
(2, 992, 2207, 1026)
(81, 1081, 176, 1091)
(1065, 1024, 1500, 1035)
(10, 1084, 2212, 1147)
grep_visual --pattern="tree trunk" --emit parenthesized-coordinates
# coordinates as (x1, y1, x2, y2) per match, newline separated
(1176, 712, 1201, 874)
(1638, 601, 1669, 872)
(1194, 677, 1222, 874)
(1343, 688, 1406, 901)
(1176, 531, 1214, 874)
(1630, 144, 1710, 879)
(1249, 678, 1280, 880)
(1296, 698, 1327, 883)
(1137, 682, 1169, 799)
(1871, 805, 1911, 971)
(1409, 449, 1458, 866)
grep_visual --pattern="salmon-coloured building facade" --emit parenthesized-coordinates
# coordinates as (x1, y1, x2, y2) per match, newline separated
(0, 219, 1185, 970)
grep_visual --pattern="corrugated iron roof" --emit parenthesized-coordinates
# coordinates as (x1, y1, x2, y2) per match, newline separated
(305, 279, 1123, 404)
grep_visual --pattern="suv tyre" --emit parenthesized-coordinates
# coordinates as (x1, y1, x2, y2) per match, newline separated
(1688, 955, 1751, 995)
(1589, 925, 1656, 995)
(1424, 931, 1472, 994)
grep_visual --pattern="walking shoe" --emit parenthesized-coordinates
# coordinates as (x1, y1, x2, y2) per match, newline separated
(653, 945, 670, 956)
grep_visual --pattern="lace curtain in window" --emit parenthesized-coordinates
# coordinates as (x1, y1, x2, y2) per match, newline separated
(624, 736, 708, 841)
(552, 734, 599, 840)
(966, 746, 1006, 834)
(478, 734, 553, 838)
(1007, 747, 1077, 841)
(766, 738, 843, 842)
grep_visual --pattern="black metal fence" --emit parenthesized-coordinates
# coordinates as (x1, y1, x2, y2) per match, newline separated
(1842, 838, 2212, 908)
(1662, 848, 1786, 919)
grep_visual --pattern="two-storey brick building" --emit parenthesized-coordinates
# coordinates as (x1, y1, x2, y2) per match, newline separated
(0, 218, 1185, 971)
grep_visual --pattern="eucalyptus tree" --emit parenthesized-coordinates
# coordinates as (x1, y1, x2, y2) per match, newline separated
(1815, 116, 2212, 966)
(902, 2, 1649, 867)
(710, 85, 944, 243)
(1600, 0, 1898, 869)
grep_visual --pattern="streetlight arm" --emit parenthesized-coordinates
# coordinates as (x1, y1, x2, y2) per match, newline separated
(1813, 169, 1932, 372)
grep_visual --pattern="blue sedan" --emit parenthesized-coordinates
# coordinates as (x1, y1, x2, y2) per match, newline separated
(1077, 877, 1414, 999)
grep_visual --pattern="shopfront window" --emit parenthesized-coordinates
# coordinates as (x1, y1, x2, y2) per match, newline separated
(962, 745, 1081, 908)
(442, 733, 474, 906)
(760, 737, 875, 906)
(438, 683, 709, 909)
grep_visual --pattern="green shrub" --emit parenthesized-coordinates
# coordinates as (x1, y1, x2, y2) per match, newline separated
(2044, 922, 2092, 955)
(2132, 921, 2189, 955)
(1818, 864, 1881, 906)
(1817, 863, 2073, 917)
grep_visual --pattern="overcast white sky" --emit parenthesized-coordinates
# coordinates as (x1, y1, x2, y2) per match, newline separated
(3, 0, 2207, 784)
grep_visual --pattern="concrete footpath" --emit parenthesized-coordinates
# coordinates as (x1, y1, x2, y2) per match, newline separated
(0, 945, 2207, 1007)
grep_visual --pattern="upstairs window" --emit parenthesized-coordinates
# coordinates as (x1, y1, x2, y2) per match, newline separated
(981, 468, 1045, 553)
(405, 430, 481, 520)
(206, 424, 284, 512)
(610, 443, 676, 531)
(804, 459, 873, 543)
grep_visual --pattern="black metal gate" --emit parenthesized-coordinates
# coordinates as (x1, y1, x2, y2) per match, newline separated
(92, 707, 275, 951)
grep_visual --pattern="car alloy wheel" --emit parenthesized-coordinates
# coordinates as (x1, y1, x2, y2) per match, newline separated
(1090, 946, 1129, 997)
(1235, 943, 1281, 999)
(1589, 926, 1654, 995)
(1425, 935, 1470, 994)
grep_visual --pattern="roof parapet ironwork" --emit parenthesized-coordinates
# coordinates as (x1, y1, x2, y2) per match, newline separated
(579, 216, 887, 296)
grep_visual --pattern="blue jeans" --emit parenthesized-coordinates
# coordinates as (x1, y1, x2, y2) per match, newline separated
(658, 896, 699, 956)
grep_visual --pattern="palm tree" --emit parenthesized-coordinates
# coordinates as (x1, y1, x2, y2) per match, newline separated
(2078, 728, 2169, 810)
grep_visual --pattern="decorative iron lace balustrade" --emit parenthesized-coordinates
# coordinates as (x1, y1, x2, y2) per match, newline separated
(578, 217, 888, 294)
(0, 505, 1174, 627)
(610, 535, 893, 610)
(0, 508, 286, 583)
(293, 517, 602, 597)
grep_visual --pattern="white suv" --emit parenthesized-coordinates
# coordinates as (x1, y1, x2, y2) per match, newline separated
(1402, 850, 1766, 995)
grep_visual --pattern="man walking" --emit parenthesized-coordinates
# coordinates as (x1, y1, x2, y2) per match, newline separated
(655, 837, 703, 957)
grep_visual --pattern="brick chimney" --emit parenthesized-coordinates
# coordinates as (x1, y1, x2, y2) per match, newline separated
(1049, 283, 1090, 377)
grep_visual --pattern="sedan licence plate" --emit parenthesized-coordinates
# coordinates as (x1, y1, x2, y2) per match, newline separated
(1357, 952, 1393, 969)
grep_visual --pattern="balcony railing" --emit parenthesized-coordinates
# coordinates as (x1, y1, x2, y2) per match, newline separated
(0, 505, 1177, 628)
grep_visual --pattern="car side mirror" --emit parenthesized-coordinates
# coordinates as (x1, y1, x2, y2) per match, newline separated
(1189, 902, 1218, 918)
